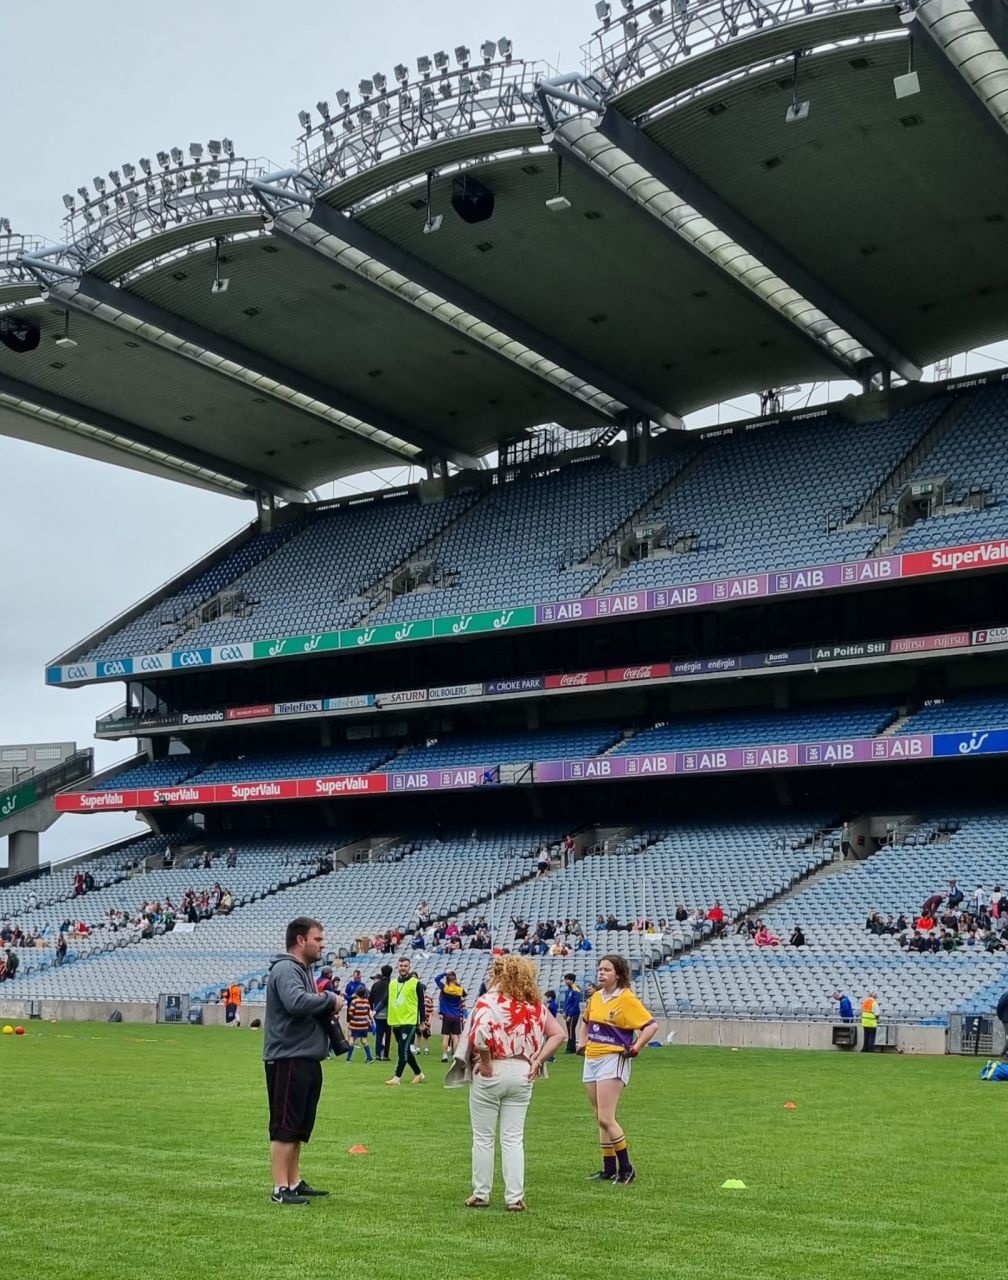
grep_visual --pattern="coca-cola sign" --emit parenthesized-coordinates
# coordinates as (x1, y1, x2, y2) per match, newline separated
(544, 670, 606, 690)
(605, 663, 672, 683)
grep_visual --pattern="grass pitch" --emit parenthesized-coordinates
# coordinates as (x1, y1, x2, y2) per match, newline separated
(2, 1023, 1003, 1279)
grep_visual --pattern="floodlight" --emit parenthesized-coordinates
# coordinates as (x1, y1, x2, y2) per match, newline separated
(361, 107, 373, 125)
(343, 116, 356, 133)
(481, 40, 497, 62)
(377, 99, 391, 119)
(649, 4, 664, 23)
(624, 17, 639, 35)
(93, 176, 106, 193)
(208, 140, 222, 157)
(83, 210, 95, 225)
(77, 186, 89, 200)
(498, 36, 513, 58)
(439, 79, 452, 98)
(620, 0, 634, 9)
(673, 0, 688, 10)
(157, 150, 171, 168)
(176, 172, 187, 189)
(417, 55, 432, 76)
(394, 63, 409, 82)
(190, 168, 204, 186)
(126, 189, 138, 205)
(114, 191, 126, 208)
(144, 179, 155, 197)
(455, 45, 471, 66)
(336, 88, 351, 108)
(893, 70, 920, 98)
(322, 126, 335, 143)
(62, 194, 75, 210)
(108, 169, 121, 186)
(460, 74, 473, 93)
(222, 138, 235, 157)
(98, 199, 110, 216)
(55, 312, 77, 348)
(400, 88, 414, 108)
(189, 143, 203, 160)
(434, 50, 449, 69)
(358, 79, 373, 97)
(595, 1, 611, 17)
(373, 73, 387, 92)
(170, 147, 184, 165)
(122, 162, 136, 180)
(478, 70, 492, 90)
(298, 109, 312, 130)
(316, 101, 330, 120)
(420, 85, 436, 107)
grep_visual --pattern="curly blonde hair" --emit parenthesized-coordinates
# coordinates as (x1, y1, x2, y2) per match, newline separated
(488, 954, 542, 1005)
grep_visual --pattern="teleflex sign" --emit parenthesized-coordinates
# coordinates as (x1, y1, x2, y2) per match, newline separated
(57, 723, 1008, 814)
(45, 537, 1008, 686)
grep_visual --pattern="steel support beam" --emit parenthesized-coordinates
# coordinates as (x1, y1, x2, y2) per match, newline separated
(914, 0, 1008, 150)
(577, 108, 922, 383)
(60, 274, 481, 472)
(282, 199, 682, 429)
(0, 371, 306, 503)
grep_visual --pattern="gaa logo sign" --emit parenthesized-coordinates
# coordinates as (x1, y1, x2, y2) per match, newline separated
(66, 665, 90, 681)
(99, 660, 131, 678)
(140, 655, 168, 672)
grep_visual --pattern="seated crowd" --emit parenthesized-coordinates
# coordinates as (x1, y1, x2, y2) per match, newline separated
(869, 879, 1008, 954)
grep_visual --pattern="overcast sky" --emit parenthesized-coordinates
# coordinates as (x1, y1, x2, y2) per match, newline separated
(1, 0, 1005, 866)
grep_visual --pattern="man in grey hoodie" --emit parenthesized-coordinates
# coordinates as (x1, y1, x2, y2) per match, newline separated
(264, 916, 343, 1205)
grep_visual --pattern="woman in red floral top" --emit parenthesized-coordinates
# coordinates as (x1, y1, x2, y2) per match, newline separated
(463, 955, 565, 1212)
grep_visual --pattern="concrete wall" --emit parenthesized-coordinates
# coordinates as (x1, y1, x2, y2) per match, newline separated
(0, 1002, 947, 1052)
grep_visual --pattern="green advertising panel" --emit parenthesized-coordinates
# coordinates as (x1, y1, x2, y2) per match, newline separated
(0, 779, 39, 821)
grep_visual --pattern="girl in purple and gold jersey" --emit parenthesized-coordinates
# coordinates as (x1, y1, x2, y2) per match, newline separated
(577, 954, 657, 1185)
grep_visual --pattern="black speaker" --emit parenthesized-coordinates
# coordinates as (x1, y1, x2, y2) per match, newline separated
(451, 175, 495, 225)
(0, 317, 41, 354)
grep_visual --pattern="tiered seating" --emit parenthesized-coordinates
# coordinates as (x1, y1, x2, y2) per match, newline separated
(901, 693, 1008, 735)
(653, 814, 1008, 1022)
(371, 453, 689, 623)
(386, 725, 623, 771)
(0, 847, 142, 919)
(82, 523, 302, 661)
(605, 401, 941, 594)
(9, 829, 549, 1002)
(80, 491, 475, 660)
(898, 384, 1008, 552)
(96, 756, 206, 792)
(615, 702, 896, 754)
(192, 743, 398, 783)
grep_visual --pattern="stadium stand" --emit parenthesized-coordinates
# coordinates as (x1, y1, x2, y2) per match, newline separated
(80, 491, 477, 661)
(604, 401, 945, 595)
(900, 693, 1008, 735)
(386, 725, 624, 771)
(653, 814, 1008, 1023)
(894, 383, 1008, 552)
(612, 702, 898, 754)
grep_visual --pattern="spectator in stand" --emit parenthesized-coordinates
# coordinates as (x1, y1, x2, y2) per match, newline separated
(895, 913, 909, 933)
(706, 902, 726, 937)
(436, 969, 467, 1063)
(832, 991, 855, 1022)
(947, 880, 964, 908)
(73, 871, 85, 897)
(840, 822, 853, 860)
(916, 911, 937, 932)
(536, 848, 551, 878)
(226, 847, 238, 869)
(370, 965, 393, 1062)
(921, 891, 944, 918)
(789, 925, 806, 948)
(55, 933, 67, 966)
(754, 923, 780, 948)
(974, 885, 986, 914)
(345, 987, 373, 1064)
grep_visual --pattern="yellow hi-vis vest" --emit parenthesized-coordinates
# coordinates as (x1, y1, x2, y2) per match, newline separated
(861, 998, 878, 1028)
(387, 976, 420, 1026)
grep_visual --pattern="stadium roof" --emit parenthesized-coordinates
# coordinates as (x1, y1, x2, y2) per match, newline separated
(2, 0, 1008, 501)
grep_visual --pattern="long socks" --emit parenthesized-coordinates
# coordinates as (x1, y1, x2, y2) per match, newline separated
(612, 1133, 632, 1176)
(601, 1143, 617, 1178)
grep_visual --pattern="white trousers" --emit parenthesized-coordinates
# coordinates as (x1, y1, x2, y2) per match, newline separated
(468, 1059, 533, 1204)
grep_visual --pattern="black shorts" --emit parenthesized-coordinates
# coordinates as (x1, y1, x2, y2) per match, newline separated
(441, 1015, 462, 1036)
(225, 1002, 238, 1023)
(265, 1058, 323, 1143)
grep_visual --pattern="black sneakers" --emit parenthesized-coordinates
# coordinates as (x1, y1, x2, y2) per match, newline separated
(271, 1187, 310, 1206)
(585, 1170, 616, 1182)
(292, 1180, 329, 1197)
(616, 1165, 637, 1185)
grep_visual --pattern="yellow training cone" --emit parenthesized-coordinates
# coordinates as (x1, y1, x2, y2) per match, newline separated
(721, 1179, 747, 1189)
